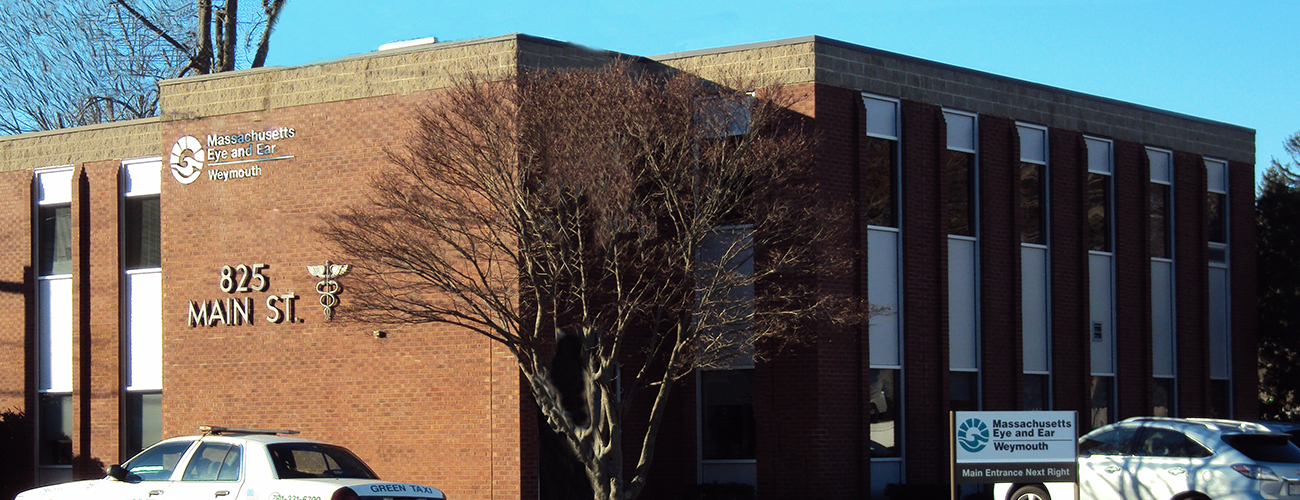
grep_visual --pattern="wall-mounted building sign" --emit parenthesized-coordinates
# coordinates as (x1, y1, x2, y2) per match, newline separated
(169, 127, 298, 185)
(952, 411, 1077, 484)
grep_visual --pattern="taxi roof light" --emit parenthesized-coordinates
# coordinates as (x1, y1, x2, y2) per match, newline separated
(198, 425, 300, 436)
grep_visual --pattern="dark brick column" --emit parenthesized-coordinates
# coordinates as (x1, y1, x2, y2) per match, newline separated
(1112, 141, 1152, 419)
(1228, 159, 1257, 419)
(1048, 130, 1090, 415)
(1173, 151, 1210, 416)
(901, 100, 948, 483)
(978, 115, 1021, 411)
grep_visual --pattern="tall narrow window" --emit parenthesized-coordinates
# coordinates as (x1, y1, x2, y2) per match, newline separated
(1148, 148, 1176, 417)
(123, 158, 163, 458)
(864, 93, 904, 497)
(1086, 137, 1115, 429)
(1206, 158, 1231, 418)
(863, 95, 899, 228)
(35, 167, 74, 485)
(945, 110, 979, 412)
(695, 225, 756, 487)
(1018, 124, 1050, 410)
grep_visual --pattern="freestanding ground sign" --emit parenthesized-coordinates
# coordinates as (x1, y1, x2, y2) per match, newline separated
(951, 411, 1077, 486)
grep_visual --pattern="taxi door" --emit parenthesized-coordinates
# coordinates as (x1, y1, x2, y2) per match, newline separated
(163, 441, 248, 499)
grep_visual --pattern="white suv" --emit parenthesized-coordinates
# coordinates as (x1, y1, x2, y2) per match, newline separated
(996, 417, 1300, 500)
(16, 426, 446, 500)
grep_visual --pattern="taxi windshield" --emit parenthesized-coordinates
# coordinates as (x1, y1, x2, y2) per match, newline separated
(266, 443, 379, 480)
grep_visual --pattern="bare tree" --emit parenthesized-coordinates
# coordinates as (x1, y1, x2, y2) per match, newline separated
(320, 62, 861, 500)
(0, 0, 287, 134)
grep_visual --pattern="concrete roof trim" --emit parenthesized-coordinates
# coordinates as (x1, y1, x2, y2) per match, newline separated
(0, 116, 160, 145)
(655, 35, 1252, 135)
(158, 34, 533, 88)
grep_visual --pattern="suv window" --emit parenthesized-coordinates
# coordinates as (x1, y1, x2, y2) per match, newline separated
(123, 439, 196, 481)
(1079, 427, 1139, 456)
(1223, 434, 1300, 463)
(1135, 428, 1212, 458)
(182, 442, 242, 481)
(267, 443, 379, 479)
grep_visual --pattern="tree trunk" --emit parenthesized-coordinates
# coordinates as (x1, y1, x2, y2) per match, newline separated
(220, 0, 237, 72)
(195, 0, 212, 74)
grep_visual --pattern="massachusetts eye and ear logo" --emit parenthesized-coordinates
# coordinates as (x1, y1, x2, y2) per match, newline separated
(169, 127, 299, 185)
(957, 417, 990, 453)
(170, 136, 205, 184)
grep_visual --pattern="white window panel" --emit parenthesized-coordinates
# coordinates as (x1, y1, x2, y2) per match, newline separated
(123, 157, 162, 197)
(945, 111, 976, 153)
(1089, 254, 1114, 376)
(863, 95, 898, 140)
(1152, 260, 1176, 378)
(948, 238, 978, 371)
(38, 277, 73, 392)
(37, 168, 73, 205)
(868, 229, 900, 367)
(1018, 125, 1047, 164)
(1206, 158, 1228, 194)
(127, 271, 163, 391)
(1086, 138, 1112, 174)
(1148, 149, 1172, 184)
(1021, 247, 1049, 373)
(1209, 267, 1230, 379)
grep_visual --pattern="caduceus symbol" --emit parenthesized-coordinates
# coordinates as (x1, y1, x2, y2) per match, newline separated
(307, 260, 350, 320)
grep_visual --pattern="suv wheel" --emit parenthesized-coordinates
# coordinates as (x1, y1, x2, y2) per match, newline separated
(1009, 485, 1049, 500)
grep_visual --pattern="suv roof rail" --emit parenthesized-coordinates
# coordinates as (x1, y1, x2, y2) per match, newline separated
(1187, 418, 1270, 432)
(199, 425, 300, 436)
(1123, 416, 1226, 431)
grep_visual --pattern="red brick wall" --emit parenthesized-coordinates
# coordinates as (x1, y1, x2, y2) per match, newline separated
(71, 161, 125, 475)
(1048, 130, 1090, 415)
(900, 100, 948, 484)
(752, 82, 863, 500)
(0, 170, 33, 414)
(1173, 151, 1210, 416)
(158, 90, 524, 500)
(1229, 159, 1258, 419)
(810, 83, 866, 499)
(1112, 141, 1153, 419)
(978, 115, 1021, 410)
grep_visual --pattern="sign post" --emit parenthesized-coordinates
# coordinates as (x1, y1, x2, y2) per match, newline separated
(950, 411, 1077, 495)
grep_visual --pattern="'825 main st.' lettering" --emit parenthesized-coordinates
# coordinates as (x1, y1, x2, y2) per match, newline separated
(188, 263, 302, 327)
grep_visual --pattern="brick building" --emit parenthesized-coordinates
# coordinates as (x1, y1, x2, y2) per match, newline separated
(0, 34, 1255, 499)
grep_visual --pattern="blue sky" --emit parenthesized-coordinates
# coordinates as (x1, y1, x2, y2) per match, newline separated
(265, 0, 1297, 186)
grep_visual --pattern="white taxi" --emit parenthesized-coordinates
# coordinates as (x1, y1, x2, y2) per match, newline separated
(16, 426, 446, 500)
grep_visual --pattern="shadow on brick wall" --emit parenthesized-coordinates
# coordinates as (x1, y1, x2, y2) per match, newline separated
(0, 408, 33, 500)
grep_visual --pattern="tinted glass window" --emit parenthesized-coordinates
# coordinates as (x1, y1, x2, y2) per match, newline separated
(701, 369, 756, 460)
(1019, 162, 1044, 245)
(1135, 428, 1212, 458)
(944, 151, 974, 237)
(1207, 192, 1227, 244)
(37, 204, 72, 276)
(1087, 173, 1110, 252)
(125, 196, 161, 269)
(1149, 184, 1170, 259)
(267, 443, 378, 479)
(182, 442, 242, 482)
(863, 137, 897, 227)
(1223, 434, 1300, 463)
(124, 439, 196, 481)
(1079, 427, 1138, 456)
